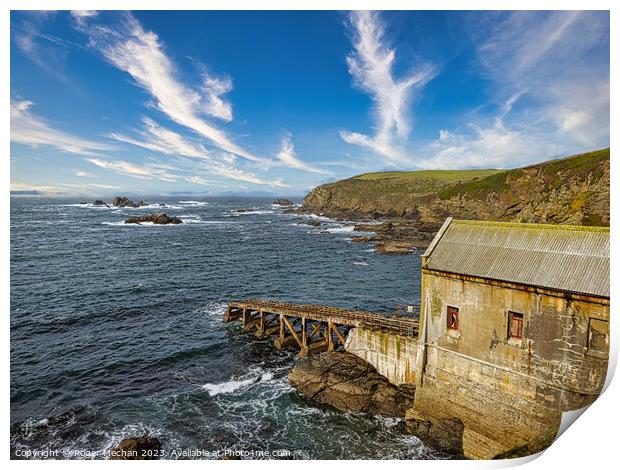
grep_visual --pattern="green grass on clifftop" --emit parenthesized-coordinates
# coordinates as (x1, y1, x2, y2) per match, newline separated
(353, 169, 502, 181)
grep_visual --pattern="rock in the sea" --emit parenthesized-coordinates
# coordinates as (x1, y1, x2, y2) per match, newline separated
(405, 417, 464, 457)
(273, 198, 294, 206)
(109, 437, 162, 460)
(124, 212, 182, 225)
(93, 199, 109, 207)
(288, 351, 414, 418)
(112, 196, 145, 208)
(375, 241, 415, 254)
(300, 220, 321, 226)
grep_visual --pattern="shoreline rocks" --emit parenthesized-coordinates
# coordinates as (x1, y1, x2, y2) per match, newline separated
(288, 351, 415, 418)
(92, 199, 109, 207)
(113, 196, 145, 208)
(125, 212, 182, 225)
(273, 198, 294, 206)
(109, 437, 162, 460)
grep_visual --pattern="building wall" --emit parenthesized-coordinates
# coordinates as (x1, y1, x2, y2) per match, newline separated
(345, 328, 418, 385)
(411, 269, 609, 458)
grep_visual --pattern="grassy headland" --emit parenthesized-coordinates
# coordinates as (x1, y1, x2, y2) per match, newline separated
(300, 148, 610, 253)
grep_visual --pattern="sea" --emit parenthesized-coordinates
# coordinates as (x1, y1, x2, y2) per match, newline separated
(10, 196, 443, 460)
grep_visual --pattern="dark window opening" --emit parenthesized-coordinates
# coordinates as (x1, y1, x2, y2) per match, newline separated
(447, 306, 459, 331)
(587, 318, 609, 354)
(508, 311, 524, 340)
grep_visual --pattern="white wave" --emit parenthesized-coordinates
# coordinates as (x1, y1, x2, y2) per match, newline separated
(202, 371, 274, 397)
(230, 210, 274, 216)
(322, 224, 355, 234)
(353, 261, 369, 266)
(101, 221, 180, 227)
(179, 200, 209, 206)
(61, 203, 113, 209)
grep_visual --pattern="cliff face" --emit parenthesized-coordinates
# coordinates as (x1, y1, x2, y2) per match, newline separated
(303, 148, 610, 227)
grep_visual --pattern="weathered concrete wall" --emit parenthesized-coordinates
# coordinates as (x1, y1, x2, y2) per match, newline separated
(411, 270, 609, 458)
(345, 328, 418, 386)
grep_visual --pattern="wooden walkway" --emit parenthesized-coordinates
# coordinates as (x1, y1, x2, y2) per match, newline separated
(224, 299, 419, 357)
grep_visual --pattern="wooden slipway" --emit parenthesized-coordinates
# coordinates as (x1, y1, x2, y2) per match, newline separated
(224, 299, 418, 358)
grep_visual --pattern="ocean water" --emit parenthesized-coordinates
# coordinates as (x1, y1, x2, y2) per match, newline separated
(10, 196, 441, 460)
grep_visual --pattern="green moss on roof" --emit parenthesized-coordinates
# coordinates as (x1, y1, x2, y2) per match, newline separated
(453, 219, 610, 233)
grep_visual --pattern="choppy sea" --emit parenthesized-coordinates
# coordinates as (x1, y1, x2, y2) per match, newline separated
(10, 196, 443, 459)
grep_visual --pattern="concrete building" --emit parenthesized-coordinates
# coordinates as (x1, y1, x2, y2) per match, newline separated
(409, 218, 610, 458)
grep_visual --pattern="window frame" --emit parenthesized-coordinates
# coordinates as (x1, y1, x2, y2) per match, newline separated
(507, 311, 524, 340)
(447, 305, 459, 331)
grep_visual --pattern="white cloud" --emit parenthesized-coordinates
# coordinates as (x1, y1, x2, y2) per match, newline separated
(277, 136, 329, 174)
(85, 157, 178, 182)
(420, 11, 609, 170)
(75, 13, 268, 164)
(108, 117, 210, 159)
(201, 73, 233, 122)
(341, 11, 436, 162)
(75, 170, 94, 177)
(11, 99, 112, 155)
(473, 11, 609, 150)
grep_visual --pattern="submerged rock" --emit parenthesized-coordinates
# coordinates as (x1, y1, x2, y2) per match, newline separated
(300, 220, 321, 226)
(273, 198, 294, 206)
(109, 437, 162, 460)
(375, 241, 415, 254)
(288, 351, 415, 418)
(112, 196, 145, 208)
(124, 212, 182, 225)
(405, 417, 464, 457)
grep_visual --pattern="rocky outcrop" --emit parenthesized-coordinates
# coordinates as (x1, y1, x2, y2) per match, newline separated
(405, 417, 465, 457)
(288, 351, 415, 418)
(300, 220, 321, 226)
(301, 149, 609, 252)
(273, 198, 295, 206)
(93, 199, 109, 207)
(109, 437, 162, 460)
(113, 196, 145, 208)
(125, 213, 182, 225)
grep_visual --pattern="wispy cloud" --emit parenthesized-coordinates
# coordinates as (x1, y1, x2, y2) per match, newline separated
(108, 117, 210, 159)
(11, 99, 112, 155)
(340, 11, 436, 162)
(201, 72, 233, 122)
(277, 135, 330, 174)
(420, 11, 609, 169)
(85, 157, 178, 182)
(108, 117, 285, 187)
(74, 12, 268, 164)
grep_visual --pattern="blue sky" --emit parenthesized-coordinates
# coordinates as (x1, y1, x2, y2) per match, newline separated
(10, 10, 610, 196)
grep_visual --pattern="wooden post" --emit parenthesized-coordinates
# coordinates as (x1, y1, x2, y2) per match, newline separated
(327, 321, 334, 351)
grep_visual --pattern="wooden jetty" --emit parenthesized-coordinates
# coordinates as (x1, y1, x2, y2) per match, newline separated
(224, 299, 419, 357)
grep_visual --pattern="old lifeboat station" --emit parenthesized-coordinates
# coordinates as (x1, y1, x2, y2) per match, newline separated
(226, 217, 610, 458)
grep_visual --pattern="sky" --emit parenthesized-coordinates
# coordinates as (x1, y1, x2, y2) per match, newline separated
(10, 10, 610, 196)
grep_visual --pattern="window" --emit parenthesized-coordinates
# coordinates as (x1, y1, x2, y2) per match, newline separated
(587, 318, 609, 355)
(508, 311, 524, 340)
(447, 306, 459, 330)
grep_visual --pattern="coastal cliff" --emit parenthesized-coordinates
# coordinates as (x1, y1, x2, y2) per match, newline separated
(301, 148, 610, 252)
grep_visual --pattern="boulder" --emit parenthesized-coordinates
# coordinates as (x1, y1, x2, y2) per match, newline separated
(124, 212, 183, 225)
(92, 199, 109, 207)
(112, 196, 145, 208)
(288, 351, 414, 418)
(405, 417, 464, 456)
(300, 220, 321, 227)
(109, 437, 162, 460)
(273, 199, 295, 206)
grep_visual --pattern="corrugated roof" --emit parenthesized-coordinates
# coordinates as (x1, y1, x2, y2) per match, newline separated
(423, 219, 609, 298)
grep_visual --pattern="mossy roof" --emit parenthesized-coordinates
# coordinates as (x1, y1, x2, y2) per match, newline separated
(423, 218, 609, 298)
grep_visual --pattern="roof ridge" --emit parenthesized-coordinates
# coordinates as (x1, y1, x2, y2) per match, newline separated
(452, 219, 609, 233)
